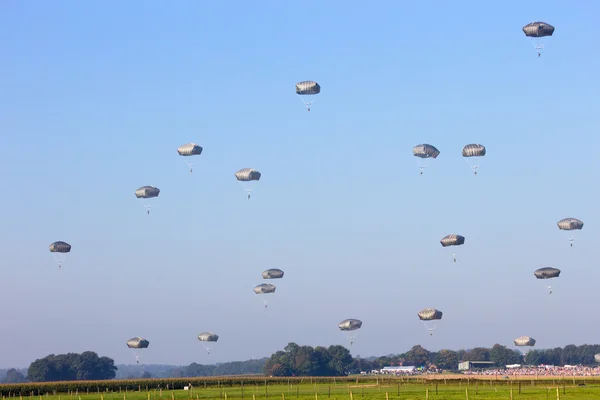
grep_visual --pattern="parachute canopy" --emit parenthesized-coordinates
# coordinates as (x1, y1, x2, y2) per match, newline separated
(514, 336, 536, 346)
(413, 144, 440, 159)
(557, 218, 584, 231)
(262, 269, 284, 279)
(49, 241, 71, 253)
(296, 81, 321, 95)
(462, 144, 486, 157)
(523, 22, 555, 38)
(254, 283, 276, 294)
(338, 319, 362, 331)
(440, 234, 465, 247)
(534, 267, 561, 279)
(418, 308, 443, 321)
(198, 332, 219, 342)
(235, 168, 261, 182)
(126, 337, 149, 349)
(177, 143, 203, 156)
(135, 186, 160, 199)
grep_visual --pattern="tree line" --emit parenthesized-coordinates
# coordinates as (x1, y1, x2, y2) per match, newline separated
(6, 343, 600, 382)
(263, 343, 600, 376)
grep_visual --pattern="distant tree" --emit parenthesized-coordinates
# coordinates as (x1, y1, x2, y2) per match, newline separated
(326, 345, 353, 376)
(27, 352, 116, 382)
(433, 350, 458, 370)
(561, 344, 579, 366)
(3, 368, 26, 383)
(524, 350, 542, 365)
(463, 347, 490, 361)
(140, 371, 152, 379)
(490, 344, 522, 367)
(403, 345, 431, 367)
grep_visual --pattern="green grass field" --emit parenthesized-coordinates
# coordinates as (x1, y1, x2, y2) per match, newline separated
(4, 376, 600, 400)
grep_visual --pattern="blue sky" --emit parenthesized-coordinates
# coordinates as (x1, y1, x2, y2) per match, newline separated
(0, 0, 599, 368)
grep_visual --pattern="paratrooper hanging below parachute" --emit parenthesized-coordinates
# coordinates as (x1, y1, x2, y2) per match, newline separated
(413, 144, 440, 175)
(462, 144, 486, 175)
(338, 319, 362, 346)
(522, 22, 555, 57)
(440, 234, 465, 263)
(534, 267, 561, 295)
(296, 81, 320, 112)
(557, 218, 583, 247)
(177, 143, 203, 173)
(254, 283, 276, 309)
(126, 337, 149, 364)
(49, 241, 71, 269)
(418, 308, 443, 336)
(235, 168, 261, 200)
(197, 332, 219, 355)
(135, 186, 160, 215)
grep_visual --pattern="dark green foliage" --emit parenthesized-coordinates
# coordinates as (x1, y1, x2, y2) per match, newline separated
(263, 343, 354, 377)
(27, 352, 117, 382)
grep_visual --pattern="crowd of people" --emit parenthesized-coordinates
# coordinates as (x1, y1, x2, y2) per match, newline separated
(463, 365, 600, 376)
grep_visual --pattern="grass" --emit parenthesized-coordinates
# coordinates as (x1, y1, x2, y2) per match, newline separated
(4, 377, 600, 400)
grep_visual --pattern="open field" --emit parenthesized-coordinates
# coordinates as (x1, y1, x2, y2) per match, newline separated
(3, 376, 600, 400)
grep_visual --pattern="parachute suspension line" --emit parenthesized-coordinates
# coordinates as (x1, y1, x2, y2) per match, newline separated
(464, 159, 479, 175)
(421, 321, 437, 336)
(53, 254, 67, 269)
(298, 96, 315, 112)
(415, 159, 429, 176)
(529, 39, 544, 57)
(144, 204, 152, 215)
(237, 181, 253, 200)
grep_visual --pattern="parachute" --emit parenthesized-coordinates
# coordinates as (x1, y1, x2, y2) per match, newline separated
(514, 336, 536, 353)
(235, 168, 261, 200)
(462, 144, 486, 175)
(254, 283, 276, 309)
(177, 143, 203, 173)
(126, 337, 149, 364)
(522, 22, 555, 57)
(413, 144, 440, 175)
(262, 269, 284, 279)
(534, 267, 561, 295)
(418, 308, 443, 336)
(338, 319, 362, 346)
(440, 234, 465, 263)
(197, 332, 219, 355)
(296, 81, 320, 112)
(557, 218, 584, 247)
(49, 241, 71, 269)
(135, 186, 160, 215)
